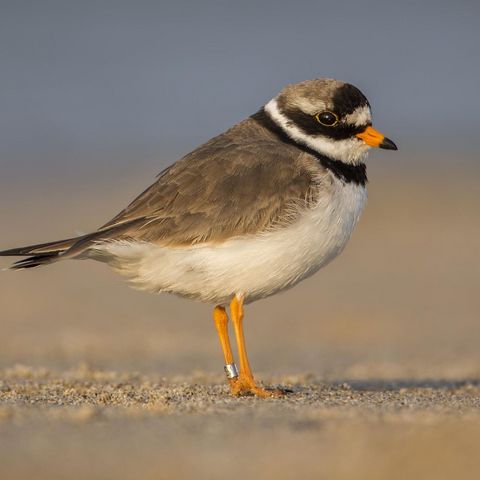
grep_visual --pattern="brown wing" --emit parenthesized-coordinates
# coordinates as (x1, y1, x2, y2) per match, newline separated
(101, 120, 322, 246)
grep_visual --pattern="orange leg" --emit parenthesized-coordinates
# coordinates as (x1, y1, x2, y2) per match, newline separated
(229, 295, 283, 397)
(212, 306, 238, 390)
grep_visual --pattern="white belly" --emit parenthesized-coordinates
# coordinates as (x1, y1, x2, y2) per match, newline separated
(97, 180, 367, 304)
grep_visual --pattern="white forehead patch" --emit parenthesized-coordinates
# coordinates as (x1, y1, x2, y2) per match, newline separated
(343, 105, 371, 127)
(264, 98, 370, 164)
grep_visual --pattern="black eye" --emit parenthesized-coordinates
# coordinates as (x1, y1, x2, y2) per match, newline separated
(315, 111, 339, 127)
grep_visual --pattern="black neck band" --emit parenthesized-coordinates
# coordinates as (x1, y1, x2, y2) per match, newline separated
(251, 108, 367, 186)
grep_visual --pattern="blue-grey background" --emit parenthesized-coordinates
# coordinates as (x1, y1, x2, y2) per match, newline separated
(1, 0, 479, 179)
(1, 5, 480, 477)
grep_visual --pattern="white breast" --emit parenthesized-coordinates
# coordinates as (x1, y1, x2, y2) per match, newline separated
(97, 178, 367, 305)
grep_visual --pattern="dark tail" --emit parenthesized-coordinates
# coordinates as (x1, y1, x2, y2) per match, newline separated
(0, 218, 146, 270)
(0, 236, 82, 270)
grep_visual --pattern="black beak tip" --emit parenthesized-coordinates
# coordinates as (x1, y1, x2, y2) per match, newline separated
(380, 137, 398, 150)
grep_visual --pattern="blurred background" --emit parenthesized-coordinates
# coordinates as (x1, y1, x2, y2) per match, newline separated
(0, 2, 479, 478)
(1, 0, 479, 375)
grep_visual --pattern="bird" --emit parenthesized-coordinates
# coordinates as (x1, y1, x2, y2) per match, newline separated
(0, 78, 397, 397)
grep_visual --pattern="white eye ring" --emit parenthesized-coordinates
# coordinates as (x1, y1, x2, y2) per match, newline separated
(315, 111, 339, 127)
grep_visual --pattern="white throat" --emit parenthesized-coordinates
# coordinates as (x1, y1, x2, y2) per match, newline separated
(264, 98, 370, 164)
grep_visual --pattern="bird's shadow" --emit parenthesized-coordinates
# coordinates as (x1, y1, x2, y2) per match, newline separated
(274, 378, 480, 396)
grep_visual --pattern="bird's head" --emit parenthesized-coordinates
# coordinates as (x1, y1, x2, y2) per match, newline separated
(264, 78, 397, 165)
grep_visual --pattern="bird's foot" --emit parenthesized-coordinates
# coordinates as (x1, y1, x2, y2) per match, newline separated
(229, 374, 285, 398)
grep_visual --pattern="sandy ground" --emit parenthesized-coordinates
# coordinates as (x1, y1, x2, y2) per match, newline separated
(1, 152, 480, 479)
(1, 365, 480, 480)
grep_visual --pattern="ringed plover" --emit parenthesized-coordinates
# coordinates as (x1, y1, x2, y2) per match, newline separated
(0, 78, 397, 397)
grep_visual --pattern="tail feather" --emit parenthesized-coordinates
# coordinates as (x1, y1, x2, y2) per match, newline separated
(0, 217, 147, 270)
(10, 253, 62, 270)
(0, 237, 79, 257)
(0, 237, 79, 270)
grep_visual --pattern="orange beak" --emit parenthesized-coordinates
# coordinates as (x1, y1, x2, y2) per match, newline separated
(356, 126, 397, 150)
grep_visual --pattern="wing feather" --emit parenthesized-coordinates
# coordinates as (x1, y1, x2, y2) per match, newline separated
(101, 119, 323, 246)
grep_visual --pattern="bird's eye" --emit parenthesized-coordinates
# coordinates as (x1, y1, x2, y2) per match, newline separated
(315, 111, 339, 127)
